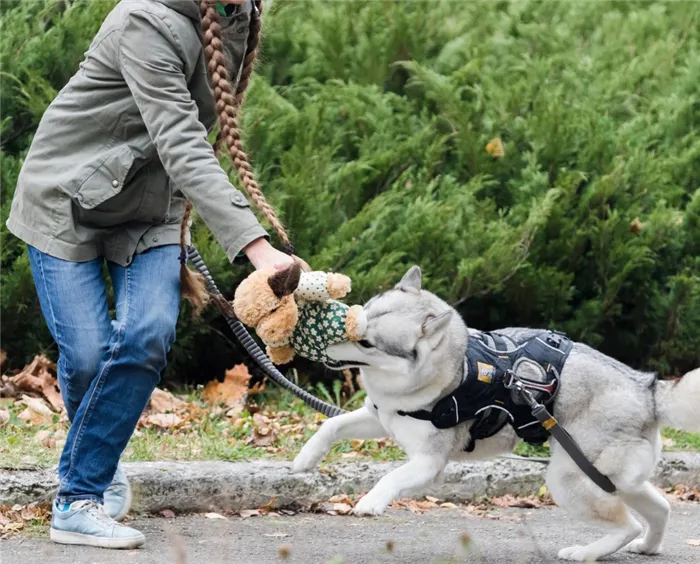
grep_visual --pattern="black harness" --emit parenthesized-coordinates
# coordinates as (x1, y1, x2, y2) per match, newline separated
(394, 330, 618, 494)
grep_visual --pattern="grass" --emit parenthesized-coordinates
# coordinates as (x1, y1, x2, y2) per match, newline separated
(1, 390, 698, 469)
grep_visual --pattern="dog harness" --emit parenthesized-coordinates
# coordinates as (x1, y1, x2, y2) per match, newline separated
(396, 330, 618, 494)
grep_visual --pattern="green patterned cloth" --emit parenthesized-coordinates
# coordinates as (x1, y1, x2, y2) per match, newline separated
(289, 300, 350, 363)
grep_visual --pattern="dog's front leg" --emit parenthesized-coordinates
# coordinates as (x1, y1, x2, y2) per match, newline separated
(353, 454, 447, 516)
(291, 406, 387, 473)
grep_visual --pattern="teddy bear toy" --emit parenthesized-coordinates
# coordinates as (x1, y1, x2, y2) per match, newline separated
(232, 261, 366, 365)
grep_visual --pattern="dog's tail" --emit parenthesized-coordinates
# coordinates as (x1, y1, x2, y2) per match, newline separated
(655, 368, 700, 432)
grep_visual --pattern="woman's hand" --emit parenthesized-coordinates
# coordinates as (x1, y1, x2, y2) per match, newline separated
(243, 238, 310, 271)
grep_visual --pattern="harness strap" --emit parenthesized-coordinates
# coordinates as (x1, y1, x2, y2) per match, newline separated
(530, 404, 617, 494)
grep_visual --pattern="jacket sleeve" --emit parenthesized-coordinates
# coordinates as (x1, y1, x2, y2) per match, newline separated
(118, 9, 268, 262)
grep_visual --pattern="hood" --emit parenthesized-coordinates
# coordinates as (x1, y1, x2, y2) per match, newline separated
(152, 0, 201, 21)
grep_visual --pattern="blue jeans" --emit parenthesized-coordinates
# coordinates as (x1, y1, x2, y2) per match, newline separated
(28, 245, 181, 505)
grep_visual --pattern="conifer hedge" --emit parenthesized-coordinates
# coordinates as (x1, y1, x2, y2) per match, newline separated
(2, 0, 698, 382)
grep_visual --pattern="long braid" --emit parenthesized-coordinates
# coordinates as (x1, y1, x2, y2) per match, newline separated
(180, 0, 290, 313)
(200, 0, 291, 251)
(179, 200, 209, 315)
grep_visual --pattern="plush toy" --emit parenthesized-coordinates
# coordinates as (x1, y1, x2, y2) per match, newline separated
(233, 261, 366, 365)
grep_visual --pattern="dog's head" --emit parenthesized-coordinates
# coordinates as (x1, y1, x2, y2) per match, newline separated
(326, 266, 466, 382)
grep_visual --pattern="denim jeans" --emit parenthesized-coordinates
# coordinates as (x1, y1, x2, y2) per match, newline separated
(28, 245, 181, 504)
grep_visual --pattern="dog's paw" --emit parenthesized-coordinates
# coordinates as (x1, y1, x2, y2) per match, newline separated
(557, 546, 590, 561)
(352, 496, 387, 517)
(626, 539, 661, 555)
(291, 449, 321, 473)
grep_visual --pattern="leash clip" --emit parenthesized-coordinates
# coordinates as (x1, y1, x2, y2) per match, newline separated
(503, 370, 538, 409)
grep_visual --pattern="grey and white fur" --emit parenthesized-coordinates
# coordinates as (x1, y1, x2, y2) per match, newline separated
(292, 265, 700, 562)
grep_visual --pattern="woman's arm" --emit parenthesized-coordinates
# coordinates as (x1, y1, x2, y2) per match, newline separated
(118, 9, 290, 269)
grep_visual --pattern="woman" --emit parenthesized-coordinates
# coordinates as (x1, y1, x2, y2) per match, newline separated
(6, 0, 294, 549)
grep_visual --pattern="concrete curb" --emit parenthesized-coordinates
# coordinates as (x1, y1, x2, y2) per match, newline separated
(2, 453, 699, 513)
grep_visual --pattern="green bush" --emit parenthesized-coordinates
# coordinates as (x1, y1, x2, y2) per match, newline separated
(2, 0, 698, 383)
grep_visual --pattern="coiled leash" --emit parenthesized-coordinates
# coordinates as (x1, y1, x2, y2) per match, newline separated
(503, 370, 617, 494)
(184, 245, 347, 419)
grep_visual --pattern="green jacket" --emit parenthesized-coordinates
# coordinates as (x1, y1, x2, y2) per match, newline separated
(7, 0, 267, 267)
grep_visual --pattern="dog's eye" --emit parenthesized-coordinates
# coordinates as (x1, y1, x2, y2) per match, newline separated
(358, 339, 373, 349)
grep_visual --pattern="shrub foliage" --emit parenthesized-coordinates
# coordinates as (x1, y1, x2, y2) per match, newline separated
(2, 0, 699, 382)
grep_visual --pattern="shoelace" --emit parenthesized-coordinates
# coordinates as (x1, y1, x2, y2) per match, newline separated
(71, 500, 114, 524)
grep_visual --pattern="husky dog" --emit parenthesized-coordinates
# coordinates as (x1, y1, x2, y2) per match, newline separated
(291, 266, 700, 562)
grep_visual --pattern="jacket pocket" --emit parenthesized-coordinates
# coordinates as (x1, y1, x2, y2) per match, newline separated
(69, 144, 135, 210)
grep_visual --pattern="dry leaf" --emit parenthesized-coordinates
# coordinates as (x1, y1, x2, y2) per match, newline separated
(686, 539, 700, 547)
(425, 496, 440, 503)
(629, 217, 643, 236)
(0, 407, 9, 427)
(17, 395, 54, 426)
(485, 137, 505, 158)
(7, 356, 64, 412)
(202, 364, 251, 407)
(440, 502, 458, 509)
(204, 512, 227, 520)
(278, 545, 291, 559)
(145, 413, 182, 429)
(0, 349, 7, 371)
(328, 495, 354, 506)
(239, 509, 260, 518)
(149, 388, 187, 414)
(160, 509, 176, 518)
(331, 503, 352, 515)
(264, 532, 290, 538)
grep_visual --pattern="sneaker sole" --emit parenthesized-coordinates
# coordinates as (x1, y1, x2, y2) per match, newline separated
(50, 528, 145, 549)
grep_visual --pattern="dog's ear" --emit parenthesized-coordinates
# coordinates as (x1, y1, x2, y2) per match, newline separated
(422, 310, 452, 338)
(395, 265, 422, 294)
(268, 262, 302, 299)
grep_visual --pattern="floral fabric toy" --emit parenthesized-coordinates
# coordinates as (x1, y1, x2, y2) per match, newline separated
(233, 262, 366, 365)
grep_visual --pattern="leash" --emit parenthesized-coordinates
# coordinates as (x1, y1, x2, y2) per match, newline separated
(503, 370, 617, 494)
(185, 245, 347, 418)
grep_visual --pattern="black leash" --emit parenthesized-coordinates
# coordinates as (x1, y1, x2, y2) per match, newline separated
(503, 371, 617, 494)
(186, 245, 347, 419)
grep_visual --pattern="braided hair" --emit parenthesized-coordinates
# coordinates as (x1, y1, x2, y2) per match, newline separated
(181, 0, 290, 313)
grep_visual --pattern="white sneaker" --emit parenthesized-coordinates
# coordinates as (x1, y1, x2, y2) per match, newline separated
(104, 464, 132, 522)
(50, 500, 145, 549)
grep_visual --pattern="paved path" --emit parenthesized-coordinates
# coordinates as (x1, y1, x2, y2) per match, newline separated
(4, 504, 700, 564)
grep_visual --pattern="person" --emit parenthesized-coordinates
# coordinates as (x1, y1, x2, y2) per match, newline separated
(6, 0, 295, 549)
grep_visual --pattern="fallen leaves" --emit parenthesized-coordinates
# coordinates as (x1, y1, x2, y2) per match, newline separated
(138, 387, 196, 431)
(150, 387, 188, 413)
(247, 412, 279, 448)
(686, 539, 700, 547)
(0, 407, 9, 426)
(0, 503, 51, 538)
(144, 413, 183, 429)
(1, 355, 64, 412)
(204, 512, 228, 520)
(203, 364, 252, 408)
(664, 484, 699, 503)
(17, 395, 54, 426)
